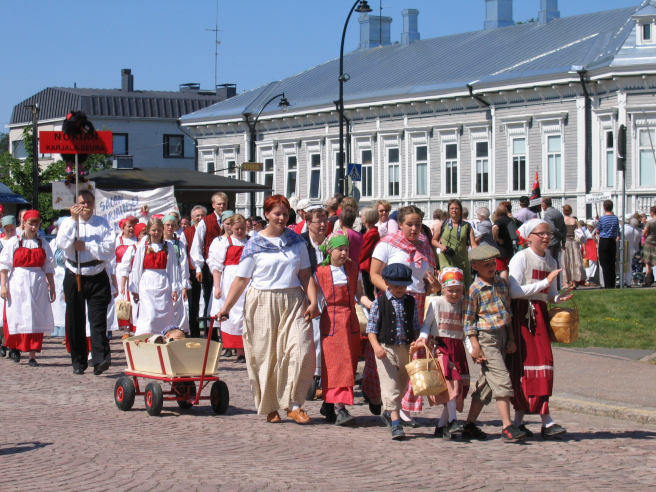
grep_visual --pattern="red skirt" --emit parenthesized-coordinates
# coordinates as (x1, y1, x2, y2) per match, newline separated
(221, 331, 243, 349)
(506, 299, 553, 415)
(3, 324, 43, 352)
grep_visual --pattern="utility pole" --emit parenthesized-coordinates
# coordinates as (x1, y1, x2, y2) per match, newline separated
(25, 103, 40, 208)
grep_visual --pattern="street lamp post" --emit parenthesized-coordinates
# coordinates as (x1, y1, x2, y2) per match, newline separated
(338, 0, 372, 196)
(243, 93, 290, 216)
(25, 103, 40, 208)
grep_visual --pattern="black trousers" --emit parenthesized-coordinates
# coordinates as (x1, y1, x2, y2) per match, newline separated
(64, 269, 112, 370)
(201, 263, 219, 341)
(598, 237, 617, 289)
(362, 270, 376, 301)
(187, 268, 202, 338)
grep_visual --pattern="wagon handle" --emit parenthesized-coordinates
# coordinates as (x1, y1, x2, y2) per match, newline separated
(196, 316, 219, 405)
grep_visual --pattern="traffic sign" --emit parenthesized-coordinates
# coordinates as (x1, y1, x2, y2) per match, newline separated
(347, 163, 361, 181)
(242, 162, 263, 172)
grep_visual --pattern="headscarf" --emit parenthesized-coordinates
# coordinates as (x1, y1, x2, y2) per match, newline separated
(180, 218, 191, 226)
(517, 219, 548, 242)
(152, 214, 164, 219)
(119, 215, 137, 230)
(319, 231, 350, 266)
(221, 210, 235, 221)
(23, 210, 41, 222)
(1, 216, 16, 227)
(438, 267, 464, 288)
(162, 214, 178, 224)
(134, 223, 147, 237)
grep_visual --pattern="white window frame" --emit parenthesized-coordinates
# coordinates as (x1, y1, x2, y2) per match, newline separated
(305, 140, 322, 201)
(475, 141, 490, 194)
(380, 133, 402, 198)
(282, 143, 298, 198)
(256, 142, 275, 206)
(198, 146, 218, 174)
(355, 136, 374, 198)
(638, 128, 656, 188)
(408, 131, 429, 198)
(605, 130, 615, 189)
(546, 135, 563, 191)
(435, 125, 461, 196)
(222, 148, 238, 179)
(500, 118, 530, 195)
(387, 147, 401, 197)
(466, 123, 491, 196)
(511, 137, 528, 192)
(635, 16, 656, 45)
(535, 113, 567, 193)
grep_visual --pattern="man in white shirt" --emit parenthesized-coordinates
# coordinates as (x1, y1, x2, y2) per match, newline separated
(56, 190, 115, 375)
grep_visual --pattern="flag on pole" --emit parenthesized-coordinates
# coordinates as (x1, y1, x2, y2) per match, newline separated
(529, 170, 541, 213)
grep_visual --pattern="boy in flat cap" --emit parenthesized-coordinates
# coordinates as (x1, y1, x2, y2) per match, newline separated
(462, 244, 526, 441)
(365, 263, 420, 441)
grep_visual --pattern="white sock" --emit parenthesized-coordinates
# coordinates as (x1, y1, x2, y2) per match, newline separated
(400, 409, 412, 422)
(335, 403, 345, 412)
(514, 410, 525, 427)
(438, 406, 449, 427)
(540, 414, 555, 427)
(447, 399, 457, 422)
(292, 404, 300, 411)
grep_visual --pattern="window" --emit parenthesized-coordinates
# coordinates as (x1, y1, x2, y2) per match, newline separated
(416, 145, 428, 195)
(334, 151, 345, 194)
(445, 143, 458, 194)
(475, 141, 489, 193)
(113, 133, 128, 155)
(512, 138, 526, 191)
(286, 155, 297, 197)
(606, 131, 614, 188)
(226, 160, 237, 179)
(206, 161, 215, 174)
(387, 148, 400, 196)
(644, 23, 652, 42)
(309, 153, 321, 199)
(164, 135, 184, 158)
(12, 140, 27, 159)
(547, 135, 562, 190)
(361, 149, 373, 197)
(264, 158, 274, 198)
(639, 129, 656, 187)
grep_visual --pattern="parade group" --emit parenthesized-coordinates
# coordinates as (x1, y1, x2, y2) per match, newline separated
(3, 188, 653, 442)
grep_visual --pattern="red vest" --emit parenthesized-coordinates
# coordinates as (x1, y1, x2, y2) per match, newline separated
(143, 243, 168, 270)
(202, 213, 221, 259)
(115, 236, 136, 264)
(225, 236, 244, 266)
(14, 238, 46, 268)
(184, 225, 196, 271)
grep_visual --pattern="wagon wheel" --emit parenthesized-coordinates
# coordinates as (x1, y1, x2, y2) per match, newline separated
(175, 381, 197, 409)
(210, 380, 229, 415)
(114, 377, 135, 411)
(144, 382, 164, 416)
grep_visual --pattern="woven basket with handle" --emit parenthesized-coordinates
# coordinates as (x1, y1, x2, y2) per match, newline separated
(547, 298, 579, 344)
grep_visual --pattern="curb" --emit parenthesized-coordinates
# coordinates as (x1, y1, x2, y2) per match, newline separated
(550, 395, 656, 425)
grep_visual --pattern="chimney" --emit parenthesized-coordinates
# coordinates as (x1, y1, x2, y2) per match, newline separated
(121, 69, 133, 92)
(401, 9, 420, 46)
(216, 84, 237, 100)
(539, 0, 560, 25)
(358, 12, 392, 50)
(179, 83, 201, 93)
(484, 0, 514, 30)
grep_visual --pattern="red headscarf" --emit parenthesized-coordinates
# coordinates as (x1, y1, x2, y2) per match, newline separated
(119, 215, 137, 230)
(152, 214, 165, 220)
(134, 223, 147, 237)
(23, 210, 41, 222)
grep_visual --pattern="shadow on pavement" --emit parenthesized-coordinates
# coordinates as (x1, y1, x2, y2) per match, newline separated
(0, 442, 52, 456)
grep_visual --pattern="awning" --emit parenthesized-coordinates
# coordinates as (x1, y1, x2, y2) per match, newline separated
(0, 183, 30, 204)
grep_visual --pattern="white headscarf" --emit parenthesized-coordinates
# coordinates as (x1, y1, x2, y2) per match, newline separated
(518, 218, 548, 240)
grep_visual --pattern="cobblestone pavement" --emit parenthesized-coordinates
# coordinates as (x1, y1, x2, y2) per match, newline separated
(2, 337, 656, 491)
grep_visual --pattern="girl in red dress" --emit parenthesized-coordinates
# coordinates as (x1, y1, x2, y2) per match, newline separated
(315, 231, 372, 426)
(0, 210, 56, 366)
(115, 216, 138, 339)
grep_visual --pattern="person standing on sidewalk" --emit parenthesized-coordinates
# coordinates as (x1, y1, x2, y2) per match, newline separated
(541, 197, 567, 266)
(184, 205, 207, 337)
(56, 192, 115, 375)
(595, 200, 620, 289)
(507, 219, 572, 439)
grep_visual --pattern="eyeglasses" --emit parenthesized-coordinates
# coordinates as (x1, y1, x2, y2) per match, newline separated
(530, 232, 554, 238)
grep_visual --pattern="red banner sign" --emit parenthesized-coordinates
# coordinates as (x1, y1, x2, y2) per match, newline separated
(39, 130, 113, 155)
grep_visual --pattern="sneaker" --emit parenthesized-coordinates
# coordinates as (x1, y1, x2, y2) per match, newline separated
(28, 359, 38, 367)
(501, 424, 527, 441)
(518, 424, 534, 438)
(320, 402, 336, 423)
(380, 412, 392, 429)
(434, 425, 456, 440)
(541, 423, 566, 439)
(335, 408, 356, 427)
(462, 421, 487, 440)
(446, 420, 464, 435)
(391, 424, 406, 441)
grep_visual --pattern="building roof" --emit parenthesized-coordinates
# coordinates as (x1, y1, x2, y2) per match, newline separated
(182, 3, 647, 124)
(10, 87, 221, 126)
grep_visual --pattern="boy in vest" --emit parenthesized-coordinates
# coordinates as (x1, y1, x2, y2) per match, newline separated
(366, 263, 420, 441)
(462, 244, 526, 441)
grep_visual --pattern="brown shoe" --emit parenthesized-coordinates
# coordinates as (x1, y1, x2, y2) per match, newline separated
(121, 333, 132, 340)
(61, 339, 66, 345)
(266, 411, 281, 423)
(286, 408, 311, 424)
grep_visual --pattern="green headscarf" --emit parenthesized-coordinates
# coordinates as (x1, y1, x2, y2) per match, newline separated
(319, 231, 350, 266)
(162, 214, 178, 224)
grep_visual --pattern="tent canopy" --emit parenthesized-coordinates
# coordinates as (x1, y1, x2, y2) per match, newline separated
(0, 183, 30, 204)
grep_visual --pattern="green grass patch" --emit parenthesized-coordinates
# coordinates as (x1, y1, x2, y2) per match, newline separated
(552, 289, 656, 350)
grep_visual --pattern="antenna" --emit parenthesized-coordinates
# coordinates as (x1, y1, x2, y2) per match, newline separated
(206, 0, 222, 89)
(380, 0, 382, 46)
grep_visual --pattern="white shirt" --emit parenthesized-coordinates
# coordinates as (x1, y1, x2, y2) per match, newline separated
(113, 235, 138, 279)
(207, 236, 247, 273)
(329, 264, 362, 286)
(190, 211, 221, 270)
(123, 238, 183, 293)
(308, 235, 325, 266)
(56, 215, 115, 276)
(372, 242, 429, 294)
(236, 235, 311, 290)
(624, 224, 641, 253)
(375, 219, 398, 239)
(508, 248, 561, 302)
(0, 236, 55, 274)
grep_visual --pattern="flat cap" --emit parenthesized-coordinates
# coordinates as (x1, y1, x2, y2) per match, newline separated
(468, 244, 500, 263)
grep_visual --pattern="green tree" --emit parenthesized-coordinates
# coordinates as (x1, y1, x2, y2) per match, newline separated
(0, 132, 8, 153)
(0, 127, 112, 223)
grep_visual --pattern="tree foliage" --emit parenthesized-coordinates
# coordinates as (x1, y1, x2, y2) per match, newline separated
(0, 127, 112, 223)
(0, 132, 8, 153)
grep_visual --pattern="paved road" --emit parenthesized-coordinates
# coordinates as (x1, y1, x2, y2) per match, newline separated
(2, 337, 656, 491)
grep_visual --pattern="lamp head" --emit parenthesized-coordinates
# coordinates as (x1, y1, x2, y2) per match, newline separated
(355, 1, 372, 13)
(339, 73, 351, 82)
(279, 95, 290, 113)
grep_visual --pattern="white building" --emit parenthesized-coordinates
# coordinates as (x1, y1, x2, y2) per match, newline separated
(181, 0, 656, 219)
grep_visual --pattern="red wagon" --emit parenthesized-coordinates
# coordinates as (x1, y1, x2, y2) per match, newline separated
(114, 317, 229, 416)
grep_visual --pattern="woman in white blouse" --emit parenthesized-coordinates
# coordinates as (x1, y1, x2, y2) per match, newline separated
(219, 195, 319, 425)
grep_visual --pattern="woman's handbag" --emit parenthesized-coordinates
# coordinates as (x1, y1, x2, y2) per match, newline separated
(405, 346, 448, 397)
(116, 299, 132, 321)
(547, 298, 579, 344)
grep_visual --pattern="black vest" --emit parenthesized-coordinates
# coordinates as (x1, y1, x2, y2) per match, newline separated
(375, 293, 417, 345)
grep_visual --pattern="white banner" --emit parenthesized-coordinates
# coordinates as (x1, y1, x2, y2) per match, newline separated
(94, 186, 178, 233)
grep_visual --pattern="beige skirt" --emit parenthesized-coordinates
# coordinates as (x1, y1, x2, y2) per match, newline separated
(562, 239, 586, 284)
(242, 286, 315, 415)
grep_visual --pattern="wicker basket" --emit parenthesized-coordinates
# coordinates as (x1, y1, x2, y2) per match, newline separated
(547, 299, 579, 344)
(356, 304, 369, 335)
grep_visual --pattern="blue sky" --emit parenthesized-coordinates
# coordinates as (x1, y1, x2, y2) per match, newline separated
(0, 0, 642, 129)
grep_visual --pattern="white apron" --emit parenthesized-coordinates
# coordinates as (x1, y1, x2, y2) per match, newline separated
(170, 237, 190, 333)
(210, 263, 245, 336)
(49, 239, 67, 327)
(135, 269, 175, 336)
(6, 266, 54, 335)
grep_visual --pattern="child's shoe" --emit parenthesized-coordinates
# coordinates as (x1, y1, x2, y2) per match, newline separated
(501, 424, 526, 441)
(446, 420, 464, 435)
(434, 425, 455, 440)
(541, 423, 566, 439)
(380, 412, 392, 429)
(390, 424, 406, 441)
(462, 421, 487, 440)
(518, 424, 534, 437)
(335, 408, 356, 427)
(362, 389, 381, 416)
(320, 402, 336, 423)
